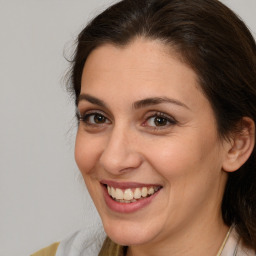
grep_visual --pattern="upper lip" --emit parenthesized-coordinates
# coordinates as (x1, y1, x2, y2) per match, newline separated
(100, 180, 163, 189)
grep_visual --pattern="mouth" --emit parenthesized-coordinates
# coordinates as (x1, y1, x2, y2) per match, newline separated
(100, 181, 163, 213)
(105, 184, 162, 203)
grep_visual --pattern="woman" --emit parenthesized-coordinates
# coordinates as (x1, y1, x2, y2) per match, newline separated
(32, 0, 256, 255)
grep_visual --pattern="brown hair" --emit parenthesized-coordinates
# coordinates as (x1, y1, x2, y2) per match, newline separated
(68, 0, 256, 249)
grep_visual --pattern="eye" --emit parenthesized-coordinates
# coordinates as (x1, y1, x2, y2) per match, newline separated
(144, 113, 176, 128)
(87, 113, 108, 124)
(78, 112, 111, 125)
(148, 116, 168, 126)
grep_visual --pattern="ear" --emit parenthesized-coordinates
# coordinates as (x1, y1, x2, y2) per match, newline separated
(222, 117, 255, 172)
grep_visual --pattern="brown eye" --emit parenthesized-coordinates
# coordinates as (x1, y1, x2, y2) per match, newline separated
(154, 116, 168, 126)
(147, 116, 170, 127)
(79, 112, 111, 125)
(144, 113, 177, 129)
(93, 114, 106, 124)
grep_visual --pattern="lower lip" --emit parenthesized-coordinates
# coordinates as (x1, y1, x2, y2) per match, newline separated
(102, 185, 161, 214)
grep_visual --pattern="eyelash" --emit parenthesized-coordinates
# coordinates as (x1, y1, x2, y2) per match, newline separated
(77, 110, 177, 130)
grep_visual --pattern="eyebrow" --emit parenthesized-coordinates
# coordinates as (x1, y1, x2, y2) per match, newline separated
(133, 97, 190, 110)
(78, 94, 107, 108)
(78, 94, 189, 110)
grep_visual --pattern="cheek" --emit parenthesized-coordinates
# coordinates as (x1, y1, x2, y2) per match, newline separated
(74, 132, 102, 176)
(145, 137, 199, 175)
(145, 131, 222, 184)
(145, 135, 225, 221)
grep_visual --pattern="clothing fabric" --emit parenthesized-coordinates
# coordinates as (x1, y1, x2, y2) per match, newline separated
(31, 226, 256, 256)
(31, 242, 60, 256)
(221, 227, 255, 256)
(56, 225, 106, 256)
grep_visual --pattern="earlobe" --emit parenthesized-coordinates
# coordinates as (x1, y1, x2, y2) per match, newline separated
(222, 117, 255, 172)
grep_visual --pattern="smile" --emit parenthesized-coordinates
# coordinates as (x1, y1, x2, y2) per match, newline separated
(107, 185, 162, 203)
(101, 181, 162, 213)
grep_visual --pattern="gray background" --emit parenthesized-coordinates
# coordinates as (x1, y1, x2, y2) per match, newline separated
(0, 1, 255, 255)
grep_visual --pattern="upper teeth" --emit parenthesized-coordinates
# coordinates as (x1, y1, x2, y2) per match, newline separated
(107, 185, 160, 201)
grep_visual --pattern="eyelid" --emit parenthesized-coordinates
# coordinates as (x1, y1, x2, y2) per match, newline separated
(76, 104, 114, 119)
(144, 111, 177, 122)
(77, 108, 107, 118)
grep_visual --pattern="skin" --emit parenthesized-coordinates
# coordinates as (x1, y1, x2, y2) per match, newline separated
(75, 38, 231, 256)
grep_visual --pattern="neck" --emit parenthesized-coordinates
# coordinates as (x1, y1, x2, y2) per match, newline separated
(126, 216, 229, 256)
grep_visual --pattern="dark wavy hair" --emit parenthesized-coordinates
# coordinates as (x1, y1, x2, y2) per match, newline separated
(68, 0, 256, 249)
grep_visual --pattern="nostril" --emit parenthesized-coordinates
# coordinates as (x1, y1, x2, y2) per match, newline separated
(99, 153, 143, 175)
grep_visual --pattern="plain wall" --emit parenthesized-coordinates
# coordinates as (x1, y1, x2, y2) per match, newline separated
(0, 1, 255, 255)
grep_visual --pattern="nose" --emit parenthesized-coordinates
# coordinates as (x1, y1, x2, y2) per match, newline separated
(99, 125, 143, 175)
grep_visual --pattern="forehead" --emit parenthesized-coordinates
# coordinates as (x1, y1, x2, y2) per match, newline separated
(81, 38, 207, 112)
(83, 38, 190, 80)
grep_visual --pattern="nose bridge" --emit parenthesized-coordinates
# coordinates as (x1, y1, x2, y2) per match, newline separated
(99, 123, 142, 174)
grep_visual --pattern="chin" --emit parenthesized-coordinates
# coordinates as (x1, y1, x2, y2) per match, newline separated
(101, 217, 160, 246)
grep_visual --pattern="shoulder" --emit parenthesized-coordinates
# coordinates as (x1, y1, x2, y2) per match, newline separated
(31, 242, 60, 256)
(56, 224, 106, 256)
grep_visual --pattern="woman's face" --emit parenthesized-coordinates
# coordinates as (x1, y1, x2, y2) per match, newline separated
(75, 38, 228, 246)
